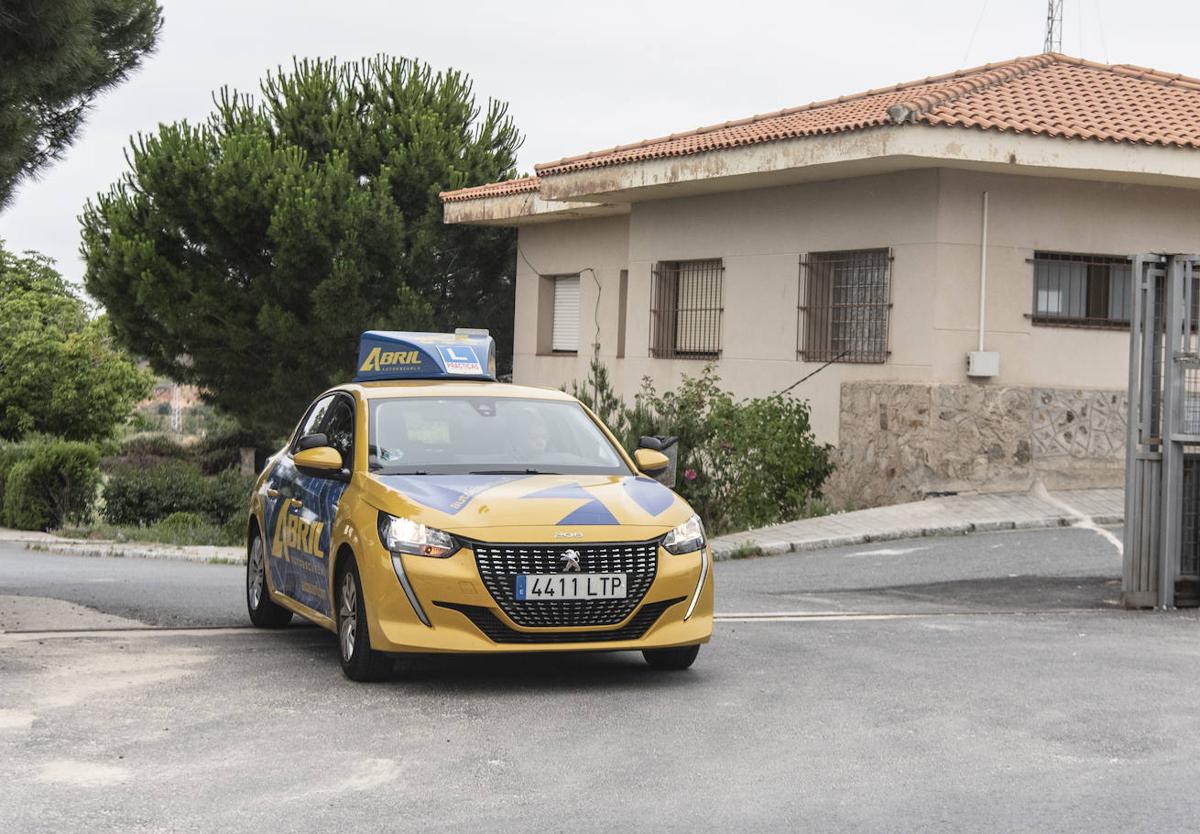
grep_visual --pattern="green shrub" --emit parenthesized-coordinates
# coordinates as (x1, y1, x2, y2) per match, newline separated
(2, 461, 45, 529)
(102, 462, 206, 525)
(152, 511, 220, 544)
(193, 426, 263, 475)
(0, 436, 41, 509)
(102, 462, 253, 527)
(569, 362, 834, 536)
(60, 512, 245, 547)
(199, 467, 255, 524)
(102, 433, 193, 473)
(1, 440, 101, 530)
(119, 434, 192, 460)
(569, 349, 629, 436)
(705, 393, 834, 532)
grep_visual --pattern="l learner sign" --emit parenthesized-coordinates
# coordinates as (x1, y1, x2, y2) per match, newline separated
(437, 345, 484, 375)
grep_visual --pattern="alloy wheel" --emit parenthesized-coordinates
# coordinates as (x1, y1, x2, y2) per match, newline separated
(339, 572, 358, 662)
(247, 537, 265, 611)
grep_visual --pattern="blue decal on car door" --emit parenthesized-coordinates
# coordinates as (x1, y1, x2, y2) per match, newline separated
(263, 458, 301, 600)
(285, 471, 347, 616)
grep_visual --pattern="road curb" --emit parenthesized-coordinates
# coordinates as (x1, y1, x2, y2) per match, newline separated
(711, 512, 1123, 561)
(13, 539, 245, 565)
(5, 505, 1126, 567)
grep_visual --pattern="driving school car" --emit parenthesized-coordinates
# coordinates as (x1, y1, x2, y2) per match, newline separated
(245, 329, 713, 680)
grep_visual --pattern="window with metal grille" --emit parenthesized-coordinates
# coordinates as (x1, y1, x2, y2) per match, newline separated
(798, 249, 892, 363)
(550, 274, 580, 352)
(650, 259, 723, 359)
(1032, 253, 1132, 328)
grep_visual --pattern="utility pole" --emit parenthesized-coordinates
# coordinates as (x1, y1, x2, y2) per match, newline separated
(1044, 0, 1063, 53)
(170, 383, 182, 433)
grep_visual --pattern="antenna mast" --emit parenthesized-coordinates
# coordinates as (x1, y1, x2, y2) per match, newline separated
(1044, 0, 1063, 53)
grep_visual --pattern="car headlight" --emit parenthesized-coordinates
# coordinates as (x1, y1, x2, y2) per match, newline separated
(662, 513, 706, 555)
(377, 511, 458, 558)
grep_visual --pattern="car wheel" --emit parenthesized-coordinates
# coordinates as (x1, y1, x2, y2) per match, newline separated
(246, 530, 292, 628)
(336, 556, 390, 682)
(642, 644, 700, 670)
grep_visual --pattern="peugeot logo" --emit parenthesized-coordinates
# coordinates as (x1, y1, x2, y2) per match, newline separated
(560, 549, 582, 572)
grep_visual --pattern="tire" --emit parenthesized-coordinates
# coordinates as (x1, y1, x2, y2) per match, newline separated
(247, 530, 293, 628)
(336, 556, 390, 682)
(643, 644, 700, 670)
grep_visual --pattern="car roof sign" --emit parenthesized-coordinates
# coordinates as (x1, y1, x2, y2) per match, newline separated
(353, 330, 497, 383)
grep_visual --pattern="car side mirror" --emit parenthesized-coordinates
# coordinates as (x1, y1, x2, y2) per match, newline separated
(636, 435, 678, 486)
(633, 448, 670, 476)
(294, 445, 345, 478)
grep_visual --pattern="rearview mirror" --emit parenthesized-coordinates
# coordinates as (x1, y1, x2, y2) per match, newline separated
(633, 448, 670, 476)
(294, 445, 344, 477)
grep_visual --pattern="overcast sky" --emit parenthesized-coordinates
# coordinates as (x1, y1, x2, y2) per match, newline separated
(2, 0, 1198, 287)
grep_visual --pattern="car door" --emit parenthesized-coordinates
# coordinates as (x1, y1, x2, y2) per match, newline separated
(284, 392, 355, 617)
(263, 394, 336, 608)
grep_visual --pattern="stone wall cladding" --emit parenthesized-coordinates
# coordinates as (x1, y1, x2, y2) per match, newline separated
(826, 382, 1127, 508)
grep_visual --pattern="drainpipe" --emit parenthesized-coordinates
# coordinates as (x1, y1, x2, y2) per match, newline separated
(978, 191, 989, 352)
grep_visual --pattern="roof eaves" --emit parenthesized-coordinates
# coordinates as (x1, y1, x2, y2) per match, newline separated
(438, 175, 540, 203)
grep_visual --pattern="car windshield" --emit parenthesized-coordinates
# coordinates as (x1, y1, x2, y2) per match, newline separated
(368, 396, 631, 476)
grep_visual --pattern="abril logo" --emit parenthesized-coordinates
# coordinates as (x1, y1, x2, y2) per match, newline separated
(271, 506, 326, 560)
(359, 347, 421, 372)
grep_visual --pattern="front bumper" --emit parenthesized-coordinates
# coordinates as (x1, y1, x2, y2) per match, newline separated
(361, 536, 714, 654)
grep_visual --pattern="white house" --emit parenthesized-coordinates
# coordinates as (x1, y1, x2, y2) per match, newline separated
(440, 54, 1200, 506)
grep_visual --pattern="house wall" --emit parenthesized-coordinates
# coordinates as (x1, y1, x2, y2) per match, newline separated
(514, 213, 630, 390)
(512, 167, 1200, 505)
(515, 169, 944, 443)
(929, 169, 1200, 385)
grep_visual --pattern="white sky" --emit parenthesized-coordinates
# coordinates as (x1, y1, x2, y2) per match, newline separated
(2, 0, 1197, 286)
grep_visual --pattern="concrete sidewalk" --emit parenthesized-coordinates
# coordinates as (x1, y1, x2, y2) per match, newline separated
(1, 484, 1124, 566)
(710, 486, 1123, 560)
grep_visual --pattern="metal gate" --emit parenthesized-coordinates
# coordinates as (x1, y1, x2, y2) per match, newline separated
(1123, 254, 1200, 608)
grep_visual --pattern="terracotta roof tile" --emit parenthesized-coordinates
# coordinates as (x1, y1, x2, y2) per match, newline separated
(439, 175, 539, 203)
(533, 53, 1200, 177)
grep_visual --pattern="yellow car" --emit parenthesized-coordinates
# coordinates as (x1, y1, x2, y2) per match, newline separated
(244, 330, 713, 680)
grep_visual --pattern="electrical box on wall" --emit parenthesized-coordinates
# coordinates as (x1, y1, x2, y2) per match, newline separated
(966, 351, 1000, 378)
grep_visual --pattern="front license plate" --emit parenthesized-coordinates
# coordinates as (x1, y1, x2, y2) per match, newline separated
(515, 573, 628, 601)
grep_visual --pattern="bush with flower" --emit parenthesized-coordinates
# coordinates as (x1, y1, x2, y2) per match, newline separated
(571, 360, 833, 535)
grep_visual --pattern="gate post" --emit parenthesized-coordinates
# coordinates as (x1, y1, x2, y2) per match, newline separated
(1159, 256, 1187, 608)
(1123, 254, 1200, 609)
(1122, 255, 1163, 608)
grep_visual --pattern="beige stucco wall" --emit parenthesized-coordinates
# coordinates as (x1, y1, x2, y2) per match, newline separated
(930, 169, 1200, 386)
(514, 213, 631, 389)
(513, 167, 1200, 455)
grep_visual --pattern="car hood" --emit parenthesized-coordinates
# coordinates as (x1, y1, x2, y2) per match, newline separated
(361, 472, 692, 540)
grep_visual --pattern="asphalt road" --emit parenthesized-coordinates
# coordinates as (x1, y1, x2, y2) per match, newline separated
(5, 525, 1200, 833)
(0, 524, 1126, 627)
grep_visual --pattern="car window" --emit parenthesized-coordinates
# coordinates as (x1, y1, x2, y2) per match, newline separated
(369, 397, 630, 476)
(320, 397, 355, 467)
(292, 395, 335, 452)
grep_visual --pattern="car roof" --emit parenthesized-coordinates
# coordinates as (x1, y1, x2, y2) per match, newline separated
(338, 379, 579, 403)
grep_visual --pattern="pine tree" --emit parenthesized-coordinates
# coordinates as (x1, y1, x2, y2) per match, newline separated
(82, 56, 522, 439)
(0, 0, 162, 207)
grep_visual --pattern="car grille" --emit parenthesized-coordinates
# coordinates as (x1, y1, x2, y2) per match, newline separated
(434, 598, 685, 644)
(468, 539, 660, 627)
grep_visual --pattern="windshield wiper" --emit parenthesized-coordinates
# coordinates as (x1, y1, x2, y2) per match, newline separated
(468, 468, 558, 475)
